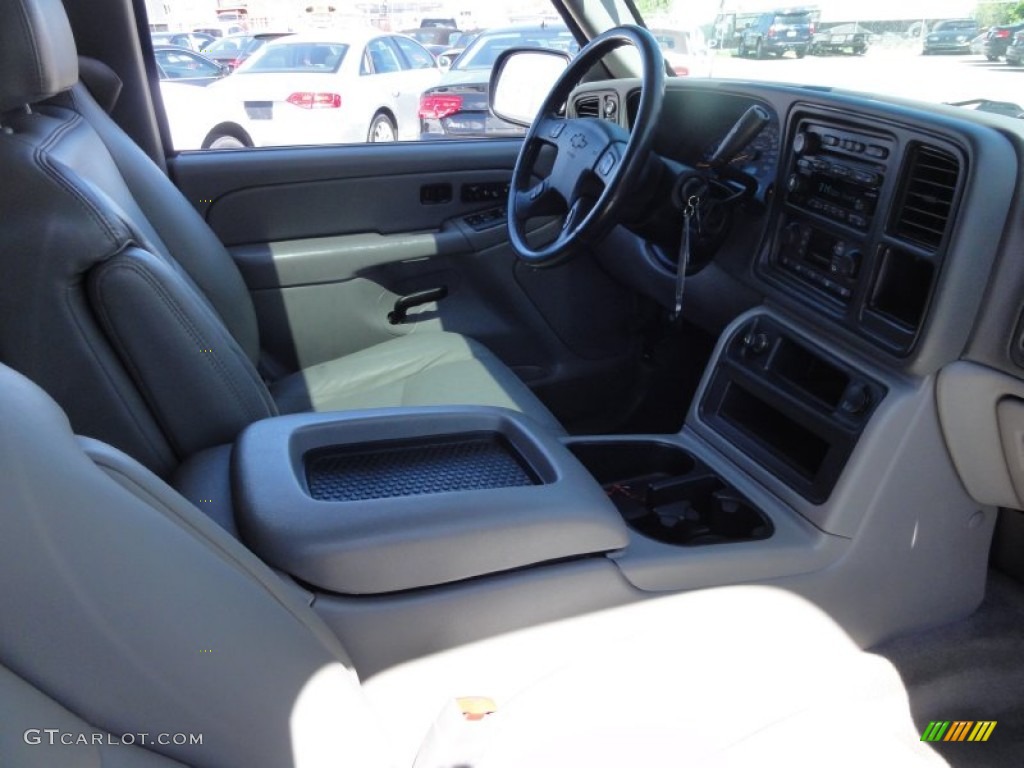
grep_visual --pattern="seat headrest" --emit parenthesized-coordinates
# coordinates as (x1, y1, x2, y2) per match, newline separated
(78, 55, 123, 114)
(0, 0, 79, 113)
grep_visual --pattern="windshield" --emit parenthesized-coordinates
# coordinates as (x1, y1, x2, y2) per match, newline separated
(206, 36, 252, 54)
(935, 20, 978, 31)
(614, 0, 1024, 114)
(237, 42, 347, 74)
(153, 0, 1024, 154)
(775, 13, 811, 23)
(651, 29, 696, 54)
(453, 27, 580, 71)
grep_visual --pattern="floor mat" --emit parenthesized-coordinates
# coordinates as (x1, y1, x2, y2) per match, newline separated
(870, 570, 1024, 767)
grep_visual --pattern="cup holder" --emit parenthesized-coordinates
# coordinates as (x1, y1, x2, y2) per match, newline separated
(567, 440, 773, 546)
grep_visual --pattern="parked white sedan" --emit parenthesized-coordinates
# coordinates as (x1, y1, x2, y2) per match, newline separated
(160, 80, 254, 150)
(205, 29, 442, 146)
(650, 26, 714, 77)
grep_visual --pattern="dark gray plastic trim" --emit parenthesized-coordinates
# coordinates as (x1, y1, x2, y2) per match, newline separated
(561, 432, 846, 592)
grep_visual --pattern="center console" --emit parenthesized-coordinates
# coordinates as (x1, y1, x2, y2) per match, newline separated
(760, 110, 965, 356)
(698, 315, 886, 503)
(230, 394, 797, 599)
(228, 303, 891, 602)
(233, 407, 629, 595)
(209, 302, 986, 675)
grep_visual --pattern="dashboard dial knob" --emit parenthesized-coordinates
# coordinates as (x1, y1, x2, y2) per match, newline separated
(740, 332, 770, 355)
(782, 221, 809, 254)
(840, 383, 872, 415)
(793, 131, 820, 156)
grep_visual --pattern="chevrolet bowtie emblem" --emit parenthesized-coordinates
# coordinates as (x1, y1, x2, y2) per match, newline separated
(570, 133, 588, 149)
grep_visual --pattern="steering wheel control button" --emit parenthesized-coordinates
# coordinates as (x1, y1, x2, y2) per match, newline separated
(570, 132, 588, 150)
(599, 152, 617, 176)
(548, 122, 566, 139)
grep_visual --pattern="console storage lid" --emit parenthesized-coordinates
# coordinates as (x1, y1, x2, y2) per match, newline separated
(233, 407, 629, 594)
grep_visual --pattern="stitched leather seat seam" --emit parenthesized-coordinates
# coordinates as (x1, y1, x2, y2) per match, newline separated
(102, 260, 262, 420)
(33, 116, 126, 248)
(94, 260, 268, 440)
(64, 277, 175, 468)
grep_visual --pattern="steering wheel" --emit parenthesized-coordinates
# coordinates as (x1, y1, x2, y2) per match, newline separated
(507, 25, 665, 267)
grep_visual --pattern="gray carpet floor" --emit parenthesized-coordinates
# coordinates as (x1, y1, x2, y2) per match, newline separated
(870, 569, 1024, 767)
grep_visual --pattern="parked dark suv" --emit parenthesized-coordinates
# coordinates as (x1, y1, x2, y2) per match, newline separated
(738, 9, 813, 59)
(983, 22, 1024, 61)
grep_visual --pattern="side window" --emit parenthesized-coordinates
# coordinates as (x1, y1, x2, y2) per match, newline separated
(154, 49, 177, 77)
(392, 35, 436, 70)
(363, 37, 402, 75)
(255, 45, 292, 69)
(159, 26, 583, 150)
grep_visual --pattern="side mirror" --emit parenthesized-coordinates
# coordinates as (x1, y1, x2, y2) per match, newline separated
(489, 47, 571, 127)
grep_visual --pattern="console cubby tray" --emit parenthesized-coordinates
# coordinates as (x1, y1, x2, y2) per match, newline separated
(304, 432, 538, 502)
(567, 440, 773, 546)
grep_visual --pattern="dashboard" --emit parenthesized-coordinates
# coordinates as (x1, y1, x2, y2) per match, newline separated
(566, 76, 1024, 510)
(618, 89, 783, 196)
(570, 78, 1023, 380)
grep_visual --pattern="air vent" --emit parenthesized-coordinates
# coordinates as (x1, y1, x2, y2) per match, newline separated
(891, 144, 960, 250)
(574, 95, 600, 118)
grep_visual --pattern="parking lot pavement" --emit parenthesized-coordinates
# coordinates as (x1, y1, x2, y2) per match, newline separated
(705, 46, 1024, 110)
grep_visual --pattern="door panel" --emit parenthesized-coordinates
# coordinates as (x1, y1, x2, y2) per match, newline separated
(231, 231, 474, 290)
(169, 140, 643, 427)
(185, 152, 517, 245)
(172, 140, 520, 237)
(207, 169, 512, 244)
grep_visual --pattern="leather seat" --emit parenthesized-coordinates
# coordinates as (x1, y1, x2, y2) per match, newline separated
(0, 360, 945, 767)
(270, 332, 557, 419)
(0, 0, 560, 478)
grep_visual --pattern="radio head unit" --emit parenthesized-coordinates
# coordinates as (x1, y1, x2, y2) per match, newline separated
(759, 112, 962, 356)
(768, 119, 897, 308)
(777, 219, 861, 302)
(784, 121, 892, 229)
